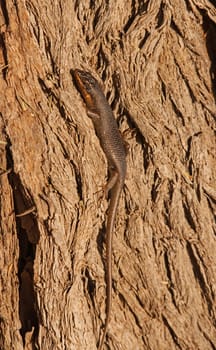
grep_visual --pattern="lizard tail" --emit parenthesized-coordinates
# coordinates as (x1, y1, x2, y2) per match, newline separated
(98, 179, 124, 350)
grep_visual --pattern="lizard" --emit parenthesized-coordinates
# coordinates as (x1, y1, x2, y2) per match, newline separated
(71, 69, 127, 349)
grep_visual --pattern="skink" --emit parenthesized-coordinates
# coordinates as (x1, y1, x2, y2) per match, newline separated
(72, 69, 126, 349)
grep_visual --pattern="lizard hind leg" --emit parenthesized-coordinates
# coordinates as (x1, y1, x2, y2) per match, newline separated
(104, 169, 118, 198)
(92, 170, 118, 201)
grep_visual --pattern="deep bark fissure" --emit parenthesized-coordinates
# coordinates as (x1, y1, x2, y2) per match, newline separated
(6, 141, 39, 345)
(162, 315, 183, 350)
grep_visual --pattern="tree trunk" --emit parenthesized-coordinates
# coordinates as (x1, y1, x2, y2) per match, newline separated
(0, 1, 216, 349)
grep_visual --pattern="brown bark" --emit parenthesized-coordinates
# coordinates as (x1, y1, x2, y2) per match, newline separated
(0, 1, 216, 349)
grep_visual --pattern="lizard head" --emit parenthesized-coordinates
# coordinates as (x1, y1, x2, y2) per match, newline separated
(71, 69, 99, 109)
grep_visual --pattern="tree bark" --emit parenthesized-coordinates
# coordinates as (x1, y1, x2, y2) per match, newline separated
(0, 1, 216, 349)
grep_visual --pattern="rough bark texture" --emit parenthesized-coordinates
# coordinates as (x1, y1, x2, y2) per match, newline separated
(0, 1, 216, 350)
